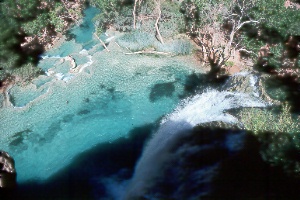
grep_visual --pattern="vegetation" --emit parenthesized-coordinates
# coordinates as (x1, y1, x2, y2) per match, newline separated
(240, 104, 300, 134)
(239, 104, 300, 176)
(0, 0, 299, 184)
(238, 0, 300, 73)
(90, 0, 133, 33)
(0, 0, 83, 84)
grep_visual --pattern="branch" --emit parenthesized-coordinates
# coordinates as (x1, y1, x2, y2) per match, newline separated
(239, 48, 258, 56)
(133, 0, 138, 29)
(235, 20, 259, 32)
(125, 50, 171, 55)
(155, 0, 164, 44)
(94, 33, 110, 52)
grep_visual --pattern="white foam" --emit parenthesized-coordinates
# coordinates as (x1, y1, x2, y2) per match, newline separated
(250, 75, 259, 97)
(125, 89, 266, 199)
(79, 49, 89, 55)
(41, 55, 62, 59)
(153, 89, 265, 156)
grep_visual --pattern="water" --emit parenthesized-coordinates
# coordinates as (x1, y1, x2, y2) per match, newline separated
(125, 89, 266, 199)
(0, 7, 203, 183)
(0, 6, 279, 199)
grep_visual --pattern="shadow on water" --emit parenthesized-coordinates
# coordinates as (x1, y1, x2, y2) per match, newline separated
(3, 124, 156, 200)
(180, 73, 229, 98)
(149, 82, 175, 102)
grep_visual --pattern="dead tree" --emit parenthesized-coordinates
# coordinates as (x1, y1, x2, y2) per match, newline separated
(133, 0, 143, 29)
(132, 0, 164, 44)
(193, 0, 260, 78)
(154, 0, 164, 44)
(194, 28, 231, 77)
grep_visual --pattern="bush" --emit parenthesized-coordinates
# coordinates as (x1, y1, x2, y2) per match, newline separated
(91, 0, 133, 33)
(239, 104, 300, 134)
(225, 61, 234, 67)
(239, 104, 300, 176)
(12, 63, 43, 83)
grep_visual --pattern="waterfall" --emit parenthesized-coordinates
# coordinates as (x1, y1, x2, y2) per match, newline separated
(124, 76, 266, 199)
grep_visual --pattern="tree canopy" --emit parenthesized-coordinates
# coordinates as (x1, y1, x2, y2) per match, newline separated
(0, 0, 83, 82)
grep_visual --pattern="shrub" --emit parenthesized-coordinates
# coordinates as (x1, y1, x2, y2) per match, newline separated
(12, 63, 43, 83)
(225, 61, 234, 67)
(239, 104, 300, 176)
(239, 104, 300, 134)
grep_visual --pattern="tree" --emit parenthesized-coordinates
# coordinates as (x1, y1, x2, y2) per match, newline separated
(181, 0, 259, 77)
(0, 0, 84, 83)
(238, 0, 300, 74)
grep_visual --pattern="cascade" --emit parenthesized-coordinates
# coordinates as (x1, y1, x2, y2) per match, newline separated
(125, 74, 266, 199)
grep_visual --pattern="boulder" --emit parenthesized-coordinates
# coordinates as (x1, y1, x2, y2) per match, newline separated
(0, 151, 16, 189)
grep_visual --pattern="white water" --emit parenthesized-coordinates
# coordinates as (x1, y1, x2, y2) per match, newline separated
(125, 87, 266, 199)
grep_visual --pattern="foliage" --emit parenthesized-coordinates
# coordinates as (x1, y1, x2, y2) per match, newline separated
(268, 43, 285, 68)
(91, 0, 131, 33)
(49, 3, 67, 33)
(248, 0, 300, 39)
(92, 0, 185, 39)
(225, 61, 234, 67)
(238, 0, 300, 71)
(2, 0, 40, 20)
(239, 104, 300, 134)
(157, 1, 186, 38)
(22, 13, 49, 35)
(12, 63, 43, 83)
(0, 0, 83, 83)
(180, 0, 232, 33)
(239, 104, 300, 176)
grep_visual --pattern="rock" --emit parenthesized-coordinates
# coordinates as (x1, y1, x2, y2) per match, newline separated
(222, 72, 280, 105)
(197, 120, 243, 130)
(125, 127, 264, 199)
(125, 127, 300, 199)
(223, 72, 259, 94)
(0, 151, 16, 189)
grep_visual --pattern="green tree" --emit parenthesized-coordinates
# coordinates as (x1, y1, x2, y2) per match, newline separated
(0, 0, 84, 83)
(90, 0, 123, 33)
(249, 0, 300, 39)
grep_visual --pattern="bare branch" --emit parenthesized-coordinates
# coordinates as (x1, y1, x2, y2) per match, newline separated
(94, 33, 110, 52)
(154, 0, 164, 44)
(235, 20, 259, 32)
(133, 0, 138, 29)
(239, 48, 258, 56)
(125, 50, 171, 55)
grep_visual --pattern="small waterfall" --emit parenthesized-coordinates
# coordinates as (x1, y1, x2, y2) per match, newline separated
(124, 74, 267, 199)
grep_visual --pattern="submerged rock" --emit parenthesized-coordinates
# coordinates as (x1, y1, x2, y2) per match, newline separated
(0, 151, 16, 189)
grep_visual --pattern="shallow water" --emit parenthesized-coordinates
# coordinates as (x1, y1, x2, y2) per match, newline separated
(0, 6, 279, 199)
(0, 7, 203, 183)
